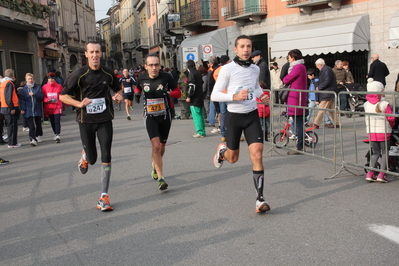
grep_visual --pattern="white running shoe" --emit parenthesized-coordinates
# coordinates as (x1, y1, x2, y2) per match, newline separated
(23, 127, 29, 132)
(55, 135, 61, 143)
(36, 136, 42, 143)
(256, 199, 271, 213)
(213, 143, 226, 168)
(30, 139, 38, 146)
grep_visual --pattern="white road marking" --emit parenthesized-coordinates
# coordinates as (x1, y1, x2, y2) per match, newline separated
(369, 224, 399, 244)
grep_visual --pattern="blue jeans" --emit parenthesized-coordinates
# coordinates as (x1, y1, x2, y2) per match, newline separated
(207, 101, 217, 126)
(219, 102, 227, 137)
(259, 117, 270, 138)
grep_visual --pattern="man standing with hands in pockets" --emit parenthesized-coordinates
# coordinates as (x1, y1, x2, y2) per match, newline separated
(211, 35, 271, 214)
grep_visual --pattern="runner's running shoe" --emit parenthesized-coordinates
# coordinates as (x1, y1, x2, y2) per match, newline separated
(96, 194, 113, 211)
(78, 150, 88, 174)
(127, 115, 131, 120)
(213, 143, 226, 168)
(55, 135, 61, 143)
(0, 158, 9, 165)
(256, 198, 271, 213)
(151, 163, 158, 180)
(158, 177, 168, 191)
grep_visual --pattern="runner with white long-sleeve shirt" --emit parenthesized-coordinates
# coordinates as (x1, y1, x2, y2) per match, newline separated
(211, 35, 271, 214)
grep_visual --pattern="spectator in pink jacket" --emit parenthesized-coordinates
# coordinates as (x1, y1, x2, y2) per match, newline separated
(283, 49, 308, 154)
(42, 72, 63, 143)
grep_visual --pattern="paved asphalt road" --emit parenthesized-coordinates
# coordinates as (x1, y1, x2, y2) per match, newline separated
(1, 103, 399, 266)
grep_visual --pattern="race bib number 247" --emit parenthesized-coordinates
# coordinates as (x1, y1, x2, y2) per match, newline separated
(86, 98, 106, 114)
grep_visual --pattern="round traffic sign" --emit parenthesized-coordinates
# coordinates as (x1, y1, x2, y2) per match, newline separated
(186, 53, 195, 60)
(203, 45, 212, 54)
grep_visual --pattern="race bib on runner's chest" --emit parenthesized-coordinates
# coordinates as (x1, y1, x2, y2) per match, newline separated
(235, 86, 254, 101)
(146, 98, 166, 116)
(86, 98, 106, 114)
(124, 86, 132, 93)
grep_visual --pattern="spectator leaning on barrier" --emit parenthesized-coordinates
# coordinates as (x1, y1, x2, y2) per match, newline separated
(364, 78, 395, 183)
(312, 58, 340, 129)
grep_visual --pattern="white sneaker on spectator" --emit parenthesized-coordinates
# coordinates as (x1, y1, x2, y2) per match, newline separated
(8, 143, 22, 148)
(37, 136, 42, 143)
(211, 128, 220, 134)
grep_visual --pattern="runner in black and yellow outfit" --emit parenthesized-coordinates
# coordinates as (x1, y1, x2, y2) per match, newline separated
(134, 53, 181, 190)
(60, 42, 122, 211)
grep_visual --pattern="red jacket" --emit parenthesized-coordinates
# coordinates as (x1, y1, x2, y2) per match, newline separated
(257, 91, 270, 118)
(42, 82, 63, 116)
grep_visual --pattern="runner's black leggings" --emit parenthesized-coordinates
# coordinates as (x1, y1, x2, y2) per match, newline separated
(78, 120, 113, 165)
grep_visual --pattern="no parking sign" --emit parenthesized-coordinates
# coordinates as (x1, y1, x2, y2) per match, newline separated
(202, 44, 213, 61)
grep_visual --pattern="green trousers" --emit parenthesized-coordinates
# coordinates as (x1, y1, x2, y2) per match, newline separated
(190, 105, 206, 136)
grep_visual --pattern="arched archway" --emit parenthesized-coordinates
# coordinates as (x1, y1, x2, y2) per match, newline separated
(70, 54, 78, 71)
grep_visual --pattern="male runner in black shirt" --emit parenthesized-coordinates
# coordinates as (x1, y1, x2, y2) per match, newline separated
(134, 53, 181, 190)
(60, 41, 122, 211)
(119, 68, 136, 120)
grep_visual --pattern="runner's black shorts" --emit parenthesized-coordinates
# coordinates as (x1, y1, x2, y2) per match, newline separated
(145, 114, 171, 143)
(79, 120, 113, 164)
(225, 109, 263, 150)
(123, 94, 133, 101)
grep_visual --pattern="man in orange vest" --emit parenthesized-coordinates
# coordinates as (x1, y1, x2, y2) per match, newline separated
(0, 69, 22, 148)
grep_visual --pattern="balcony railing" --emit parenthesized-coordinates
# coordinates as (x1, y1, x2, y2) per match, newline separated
(0, 0, 52, 19)
(180, 0, 218, 27)
(224, 0, 267, 20)
(286, 0, 341, 7)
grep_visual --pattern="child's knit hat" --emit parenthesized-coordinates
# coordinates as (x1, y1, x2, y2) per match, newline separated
(367, 78, 384, 93)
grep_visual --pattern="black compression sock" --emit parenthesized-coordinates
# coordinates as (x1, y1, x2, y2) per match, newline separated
(253, 170, 264, 200)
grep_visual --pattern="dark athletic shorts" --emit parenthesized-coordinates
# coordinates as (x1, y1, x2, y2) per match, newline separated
(123, 94, 133, 101)
(145, 115, 172, 144)
(225, 109, 263, 151)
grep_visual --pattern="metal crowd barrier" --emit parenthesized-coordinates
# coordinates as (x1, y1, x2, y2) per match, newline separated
(263, 88, 340, 179)
(336, 90, 399, 180)
(259, 88, 399, 180)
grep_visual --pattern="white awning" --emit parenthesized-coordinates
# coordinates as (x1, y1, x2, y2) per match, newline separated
(388, 10, 399, 48)
(179, 28, 228, 60)
(271, 14, 370, 58)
